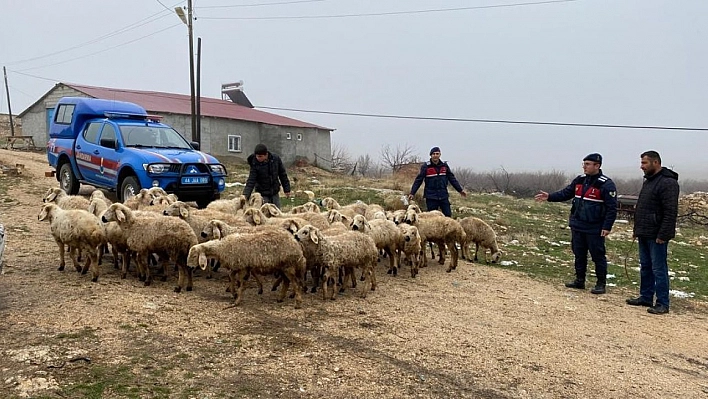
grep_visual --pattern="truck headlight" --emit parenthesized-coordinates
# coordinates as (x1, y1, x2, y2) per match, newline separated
(147, 164, 171, 174)
(209, 164, 226, 175)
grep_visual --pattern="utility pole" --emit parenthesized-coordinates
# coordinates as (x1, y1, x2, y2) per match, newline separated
(187, 0, 197, 143)
(196, 37, 201, 144)
(2, 66, 16, 137)
(175, 2, 197, 143)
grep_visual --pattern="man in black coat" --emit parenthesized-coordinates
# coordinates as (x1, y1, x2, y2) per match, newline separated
(626, 150, 679, 315)
(243, 143, 291, 208)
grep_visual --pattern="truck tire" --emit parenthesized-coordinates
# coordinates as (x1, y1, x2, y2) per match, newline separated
(59, 163, 80, 195)
(120, 176, 141, 202)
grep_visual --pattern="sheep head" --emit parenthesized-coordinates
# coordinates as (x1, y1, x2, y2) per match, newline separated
(37, 203, 58, 222)
(261, 203, 282, 217)
(102, 203, 130, 223)
(294, 225, 322, 245)
(187, 245, 209, 270)
(43, 187, 64, 203)
(350, 215, 371, 232)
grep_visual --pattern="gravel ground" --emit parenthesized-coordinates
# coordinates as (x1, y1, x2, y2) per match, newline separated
(1, 149, 707, 399)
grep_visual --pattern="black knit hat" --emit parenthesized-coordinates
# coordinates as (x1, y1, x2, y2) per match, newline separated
(430, 146, 441, 155)
(583, 153, 602, 164)
(254, 143, 268, 155)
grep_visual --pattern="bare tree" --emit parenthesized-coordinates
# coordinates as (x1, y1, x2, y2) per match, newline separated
(488, 166, 511, 194)
(355, 154, 373, 177)
(380, 143, 418, 172)
(331, 143, 353, 174)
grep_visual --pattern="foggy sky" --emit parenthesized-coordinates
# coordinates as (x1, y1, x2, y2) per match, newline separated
(1, 0, 706, 178)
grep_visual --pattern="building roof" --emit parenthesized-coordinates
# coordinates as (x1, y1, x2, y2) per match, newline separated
(22, 82, 331, 130)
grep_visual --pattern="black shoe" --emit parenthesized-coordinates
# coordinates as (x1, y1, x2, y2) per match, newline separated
(626, 297, 653, 307)
(565, 280, 585, 289)
(647, 304, 669, 314)
(590, 285, 606, 295)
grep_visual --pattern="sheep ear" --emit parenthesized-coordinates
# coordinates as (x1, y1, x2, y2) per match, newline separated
(179, 206, 189, 219)
(365, 221, 372, 230)
(309, 228, 319, 244)
(214, 225, 222, 240)
(116, 208, 126, 222)
(198, 252, 208, 270)
(47, 191, 57, 202)
(253, 211, 262, 225)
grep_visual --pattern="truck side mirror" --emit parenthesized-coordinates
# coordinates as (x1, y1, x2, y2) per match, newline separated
(100, 138, 117, 149)
(190, 141, 200, 150)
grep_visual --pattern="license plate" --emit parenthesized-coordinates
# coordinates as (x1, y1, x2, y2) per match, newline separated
(181, 176, 208, 184)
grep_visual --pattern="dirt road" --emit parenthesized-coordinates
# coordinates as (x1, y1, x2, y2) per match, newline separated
(1, 148, 707, 398)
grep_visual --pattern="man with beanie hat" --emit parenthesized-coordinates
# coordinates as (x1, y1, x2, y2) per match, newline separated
(534, 153, 617, 294)
(408, 146, 467, 217)
(243, 143, 291, 208)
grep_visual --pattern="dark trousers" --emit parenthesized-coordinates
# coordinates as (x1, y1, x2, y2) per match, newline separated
(571, 230, 608, 283)
(638, 237, 670, 307)
(425, 198, 452, 217)
(262, 194, 281, 209)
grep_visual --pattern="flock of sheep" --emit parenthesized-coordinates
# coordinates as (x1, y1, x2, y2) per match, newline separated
(38, 186, 502, 308)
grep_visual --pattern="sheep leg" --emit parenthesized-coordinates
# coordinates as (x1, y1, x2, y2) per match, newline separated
(234, 269, 250, 306)
(410, 253, 419, 278)
(89, 247, 101, 282)
(428, 241, 435, 259)
(276, 274, 291, 303)
(69, 246, 82, 273)
(137, 252, 153, 286)
(282, 268, 303, 308)
(112, 245, 120, 269)
(55, 239, 67, 271)
(446, 240, 459, 272)
(437, 241, 446, 265)
(474, 242, 480, 262)
(309, 265, 320, 293)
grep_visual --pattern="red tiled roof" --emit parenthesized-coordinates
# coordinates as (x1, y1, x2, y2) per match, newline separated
(63, 83, 331, 130)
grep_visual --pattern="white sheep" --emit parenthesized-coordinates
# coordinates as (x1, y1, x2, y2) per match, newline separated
(459, 216, 502, 263)
(207, 194, 247, 214)
(404, 210, 466, 272)
(43, 187, 90, 210)
(102, 203, 198, 291)
(248, 192, 264, 208)
(38, 203, 106, 282)
(187, 229, 306, 308)
(396, 223, 422, 278)
(349, 214, 402, 276)
(294, 225, 378, 300)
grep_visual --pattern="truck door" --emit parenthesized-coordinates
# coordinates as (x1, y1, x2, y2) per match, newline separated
(75, 122, 103, 184)
(93, 123, 121, 186)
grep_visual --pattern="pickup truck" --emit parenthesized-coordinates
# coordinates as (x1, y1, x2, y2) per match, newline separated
(47, 97, 227, 207)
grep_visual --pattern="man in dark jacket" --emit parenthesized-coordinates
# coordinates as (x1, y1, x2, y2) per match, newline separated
(535, 153, 617, 294)
(408, 146, 467, 217)
(243, 143, 291, 208)
(626, 150, 679, 315)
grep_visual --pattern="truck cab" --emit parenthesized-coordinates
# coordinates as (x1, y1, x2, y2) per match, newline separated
(47, 97, 226, 207)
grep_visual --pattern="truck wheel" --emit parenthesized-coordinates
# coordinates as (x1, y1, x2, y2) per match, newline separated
(59, 163, 80, 195)
(120, 176, 141, 202)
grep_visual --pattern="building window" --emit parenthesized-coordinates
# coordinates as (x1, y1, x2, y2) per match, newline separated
(228, 135, 242, 152)
(286, 132, 292, 140)
(297, 133, 302, 141)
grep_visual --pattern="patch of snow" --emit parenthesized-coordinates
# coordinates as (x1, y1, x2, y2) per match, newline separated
(670, 290, 695, 298)
(677, 277, 691, 282)
(500, 260, 516, 266)
(607, 274, 616, 279)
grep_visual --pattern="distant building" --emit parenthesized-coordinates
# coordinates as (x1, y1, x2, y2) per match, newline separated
(0, 113, 22, 138)
(18, 82, 334, 169)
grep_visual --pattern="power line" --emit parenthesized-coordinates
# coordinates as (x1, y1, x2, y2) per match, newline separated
(197, 0, 328, 9)
(200, 0, 578, 20)
(256, 106, 708, 132)
(3, 6, 178, 67)
(14, 23, 183, 72)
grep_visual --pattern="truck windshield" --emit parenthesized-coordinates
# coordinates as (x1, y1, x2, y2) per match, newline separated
(120, 125, 192, 149)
